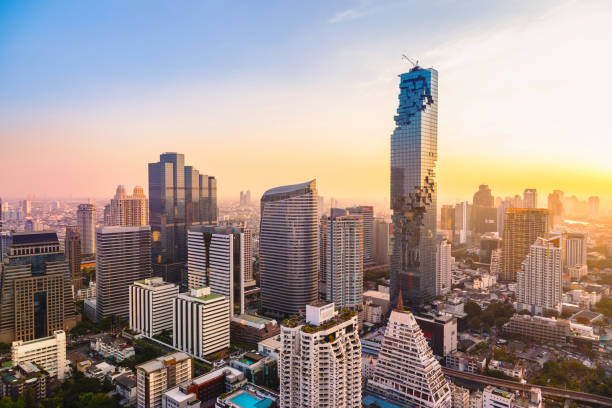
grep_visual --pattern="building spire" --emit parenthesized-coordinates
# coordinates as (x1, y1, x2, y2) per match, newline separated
(397, 285, 404, 311)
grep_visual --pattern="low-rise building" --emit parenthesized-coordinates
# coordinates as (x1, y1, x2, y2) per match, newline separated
(257, 335, 280, 362)
(362, 290, 391, 315)
(483, 386, 514, 408)
(414, 313, 457, 357)
(487, 360, 524, 381)
(162, 387, 201, 408)
(503, 315, 570, 344)
(445, 351, 486, 374)
(90, 336, 135, 362)
(115, 374, 138, 406)
(451, 383, 469, 408)
(11, 330, 67, 379)
(168, 367, 246, 408)
(0, 362, 50, 401)
(230, 314, 279, 349)
(229, 352, 278, 390)
(364, 300, 383, 324)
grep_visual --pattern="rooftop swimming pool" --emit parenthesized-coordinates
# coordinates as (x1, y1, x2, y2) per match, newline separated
(230, 391, 274, 408)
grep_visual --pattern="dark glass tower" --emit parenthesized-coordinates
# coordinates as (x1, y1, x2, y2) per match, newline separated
(390, 66, 438, 307)
(149, 153, 217, 284)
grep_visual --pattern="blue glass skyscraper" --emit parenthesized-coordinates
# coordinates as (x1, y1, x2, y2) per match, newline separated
(390, 65, 438, 306)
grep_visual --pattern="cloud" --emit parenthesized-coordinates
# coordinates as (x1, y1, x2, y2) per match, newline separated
(329, 8, 369, 23)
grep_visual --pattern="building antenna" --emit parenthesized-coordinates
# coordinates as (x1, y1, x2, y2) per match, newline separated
(402, 54, 418, 67)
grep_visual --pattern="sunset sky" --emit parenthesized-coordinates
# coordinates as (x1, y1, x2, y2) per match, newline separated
(1, 0, 611, 211)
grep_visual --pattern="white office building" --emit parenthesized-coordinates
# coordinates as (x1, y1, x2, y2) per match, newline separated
(129, 277, 179, 338)
(280, 301, 361, 408)
(12, 330, 67, 379)
(564, 232, 587, 273)
(323, 209, 364, 308)
(367, 307, 451, 408)
(173, 287, 229, 358)
(436, 239, 452, 296)
(517, 236, 562, 314)
(187, 226, 253, 317)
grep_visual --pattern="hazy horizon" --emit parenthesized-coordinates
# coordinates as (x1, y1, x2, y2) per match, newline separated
(2, 1, 612, 210)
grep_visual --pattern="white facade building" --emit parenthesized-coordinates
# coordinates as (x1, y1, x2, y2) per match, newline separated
(323, 209, 364, 308)
(564, 232, 587, 274)
(173, 287, 230, 358)
(436, 239, 452, 296)
(517, 236, 562, 314)
(280, 301, 361, 408)
(136, 352, 193, 408)
(367, 308, 451, 408)
(12, 330, 67, 379)
(129, 277, 179, 337)
(187, 226, 252, 317)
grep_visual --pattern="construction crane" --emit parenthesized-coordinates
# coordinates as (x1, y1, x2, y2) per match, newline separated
(402, 54, 419, 67)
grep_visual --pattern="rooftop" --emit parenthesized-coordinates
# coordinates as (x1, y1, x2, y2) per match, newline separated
(232, 314, 276, 329)
(261, 180, 316, 200)
(11, 232, 58, 246)
(136, 352, 191, 373)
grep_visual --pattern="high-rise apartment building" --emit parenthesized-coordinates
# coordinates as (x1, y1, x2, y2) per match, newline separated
(501, 209, 549, 281)
(496, 199, 512, 236)
(563, 232, 586, 268)
(472, 185, 497, 235)
(173, 287, 230, 358)
(523, 189, 537, 209)
(322, 209, 363, 309)
(64, 226, 82, 292)
(390, 65, 438, 307)
(588, 196, 600, 220)
(129, 277, 179, 338)
(374, 217, 390, 265)
(95, 226, 152, 322)
(0, 232, 76, 342)
(107, 185, 149, 226)
(279, 301, 361, 408)
(367, 308, 451, 408)
(517, 236, 562, 314)
(453, 202, 471, 245)
(547, 190, 564, 226)
(346, 205, 374, 266)
(436, 238, 452, 296)
(77, 204, 96, 255)
(148, 152, 218, 283)
(259, 180, 318, 317)
(12, 330, 67, 379)
(187, 225, 253, 317)
(136, 352, 193, 408)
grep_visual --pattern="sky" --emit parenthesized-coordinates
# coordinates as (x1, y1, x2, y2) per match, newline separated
(1, 0, 611, 211)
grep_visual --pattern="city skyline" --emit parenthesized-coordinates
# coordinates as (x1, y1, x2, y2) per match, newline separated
(1, 1, 612, 210)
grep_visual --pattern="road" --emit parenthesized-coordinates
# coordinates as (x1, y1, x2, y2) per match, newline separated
(442, 368, 612, 406)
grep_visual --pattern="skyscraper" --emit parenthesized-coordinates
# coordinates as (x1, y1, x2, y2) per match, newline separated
(95, 226, 152, 322)
(346, 205, 374, 266)
(323, 209, 363, 309)
(440, 205, 454, 231)
(367, 307, 451, 408)
(20, 200, 31, 216)
(436, 238, 451, 296)
(279, 301, 361, 408)
(107, 185, 149, 226)
(564, 232, 587, 274)
(501, 209, 549, 281)
(374, 217, 390, 265)
(523, 189, 537, 209)
(496, 198, 512, 236)
(453, 202, 471, 245)
(390, 65, 438, 307)
(588, 196, 600, 220)
(187, 225, 253, 317)
(148, 152, 218, 283)
(77, 203, 96, 255)
(64, 226, 82, 292)
(547, 190, 565, 226)
(0, 232, 76, 343)
(259, 180, 318, 317)
(472, 185, 496, 235)
(517, 236, 562, 314)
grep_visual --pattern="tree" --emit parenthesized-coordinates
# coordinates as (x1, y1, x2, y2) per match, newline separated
(595, 297, 612, 318)
(465, 301, 481, 318)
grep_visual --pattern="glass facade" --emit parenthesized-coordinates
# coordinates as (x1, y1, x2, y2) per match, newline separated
(149, 153, 218, 283)
(390, 67, 438, 306)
